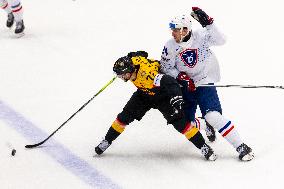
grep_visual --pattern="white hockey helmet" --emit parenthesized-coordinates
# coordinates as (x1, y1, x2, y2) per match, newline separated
(169, 14, 192, 30)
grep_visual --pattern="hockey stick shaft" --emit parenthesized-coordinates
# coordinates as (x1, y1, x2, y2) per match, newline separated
(25, 77, 117, 148)
(199, 84, 284, 89)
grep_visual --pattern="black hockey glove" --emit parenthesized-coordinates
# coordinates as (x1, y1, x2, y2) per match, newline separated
(127, 51, 148, 58)
(177, 72, 196, 92)
(170, 96, 185, 120)
(191, 7, 214, 27)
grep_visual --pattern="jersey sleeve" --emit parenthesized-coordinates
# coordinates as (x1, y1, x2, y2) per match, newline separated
(160, 41, 180, 78)
(203, 23, 226, 47)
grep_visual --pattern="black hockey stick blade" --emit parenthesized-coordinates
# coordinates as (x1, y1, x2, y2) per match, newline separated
(25, 121, 66, 148)
(25, 141, 46, 148)
(25, 77, 117, 149)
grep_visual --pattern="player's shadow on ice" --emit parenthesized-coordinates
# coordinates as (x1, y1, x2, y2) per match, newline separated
(96, 150, 203, 162)
(96, 151, 248, 162)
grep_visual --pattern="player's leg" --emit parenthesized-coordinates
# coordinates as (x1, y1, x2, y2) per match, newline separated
(0, 0, 13, 28)
(7, 0, 24, 34)
(158, 99, 217, 161)
(198, 86, 254, 161)
(181, 87, 214, 141)
(95, 91, 151, 155)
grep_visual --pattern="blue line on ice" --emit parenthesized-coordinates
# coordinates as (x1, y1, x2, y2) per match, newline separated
(0, 100, 121, 189)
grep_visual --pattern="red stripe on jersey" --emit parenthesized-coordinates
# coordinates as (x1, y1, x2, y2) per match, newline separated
(222, 125, 234, 137)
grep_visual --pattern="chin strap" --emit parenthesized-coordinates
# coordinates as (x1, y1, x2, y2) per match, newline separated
(182, 31, 192, 42)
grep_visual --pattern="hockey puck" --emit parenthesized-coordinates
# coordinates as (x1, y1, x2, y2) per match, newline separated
(11, 149, 16, 156)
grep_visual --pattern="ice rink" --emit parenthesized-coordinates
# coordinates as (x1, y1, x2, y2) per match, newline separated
(1, 0, 284, 188)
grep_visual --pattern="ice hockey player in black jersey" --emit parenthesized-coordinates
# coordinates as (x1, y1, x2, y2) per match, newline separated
(95, 51, 217, 161)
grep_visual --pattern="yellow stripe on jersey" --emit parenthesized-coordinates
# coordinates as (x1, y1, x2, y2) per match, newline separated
(184, 127, 199, 140)
(130, 56, 160, 95)
(111, 119, 125, 133)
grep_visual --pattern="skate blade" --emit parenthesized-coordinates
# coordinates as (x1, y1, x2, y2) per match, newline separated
(208, 153, 217, 161)
(15, 32, 25, 38)
(241, 152, 255, 161)
(207, 135, 216, 142)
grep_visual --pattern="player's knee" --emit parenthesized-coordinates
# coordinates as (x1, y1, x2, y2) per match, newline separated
(171, 118, 187, 133)
(117, 111, 135, 125)
(204, 111, 222, 125)
(204, 111, 228, 130)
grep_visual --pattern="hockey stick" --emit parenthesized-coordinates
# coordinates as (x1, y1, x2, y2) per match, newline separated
(199, 84, 284, 90)
(25, 77, 117, 148)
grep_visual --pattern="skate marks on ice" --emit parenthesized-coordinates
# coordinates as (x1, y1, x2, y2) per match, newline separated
(0, 100, 121, 189)
(0, 27, 25, 38)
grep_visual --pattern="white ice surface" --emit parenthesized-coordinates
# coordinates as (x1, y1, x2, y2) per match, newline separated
(1, 0, 284, 188)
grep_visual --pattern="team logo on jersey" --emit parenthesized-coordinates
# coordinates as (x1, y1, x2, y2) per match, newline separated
(179, 48, 198, 68)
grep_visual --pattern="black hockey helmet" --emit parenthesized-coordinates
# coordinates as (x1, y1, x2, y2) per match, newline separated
(113, 56, 135, 75)
(127, 51, 148, 58)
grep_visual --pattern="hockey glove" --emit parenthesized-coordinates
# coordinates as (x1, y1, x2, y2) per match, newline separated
(127, 51, 148, 58)
(170, 95, 185, 120)
(191, 7, 214, 27)
(177, 72, 196, 92)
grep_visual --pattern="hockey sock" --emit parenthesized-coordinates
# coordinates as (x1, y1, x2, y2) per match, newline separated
(205, 111, 243, 148)
(188, 131, 206, 149)
(105, 119, 126, 143)
(9, 0, 23, 22)
(191, 118, 206, 130)
(0, 0, 12, 13)
(182, 123, 205, 149)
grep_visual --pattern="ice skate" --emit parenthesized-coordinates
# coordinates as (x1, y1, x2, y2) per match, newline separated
(201, 143, 217, 161)
(236, 143, 254, 161)
(15, 20, 25, 37)
(95, 139, 111, 155)
(6, 12, 14, 28)
(205, 122, 216, 142)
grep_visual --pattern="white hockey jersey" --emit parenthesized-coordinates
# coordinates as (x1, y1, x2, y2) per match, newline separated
(160, 23, 226, 87)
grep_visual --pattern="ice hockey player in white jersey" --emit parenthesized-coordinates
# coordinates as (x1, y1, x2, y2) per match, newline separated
(0, 0, 25, 35)
(160, 7, 254, 161)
